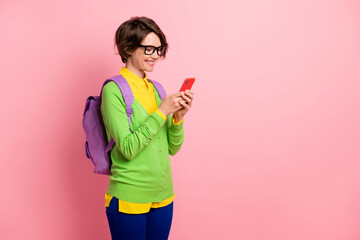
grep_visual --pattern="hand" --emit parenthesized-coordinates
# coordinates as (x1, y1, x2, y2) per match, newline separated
(158, 92, 184, 116)
(173, 90, 194, 123)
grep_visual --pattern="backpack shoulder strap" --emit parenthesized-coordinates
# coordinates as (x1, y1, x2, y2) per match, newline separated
(100, 74, 134, 138)
(148, 79, 167, 100)
(101, 75, 134, 109)
(109, 75, 134, 112)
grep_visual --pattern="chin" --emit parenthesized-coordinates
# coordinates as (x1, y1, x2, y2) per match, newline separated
(144, 67, 155, 72)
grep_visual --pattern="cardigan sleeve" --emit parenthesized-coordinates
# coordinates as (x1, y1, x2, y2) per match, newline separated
(166, 114, 185, 156)
(101, 82, 166, 160)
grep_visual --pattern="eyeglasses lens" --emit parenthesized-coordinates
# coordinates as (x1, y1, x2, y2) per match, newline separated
(144, 46, 154, 55)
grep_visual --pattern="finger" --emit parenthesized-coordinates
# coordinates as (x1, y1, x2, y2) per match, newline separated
(177, 99, 187, 107)
(181, 94, 192, 106)
(172, 97, 184, 105)
(172, 97, 182, 104)
(180, 92, 193, 105)
(181, 94, 191, 103)
(183, 98, 192, 108)
(180, 91, 188, 99)
(179, 100, 190, 109)
(184, 91, 194, 99)
(185, 90, 194, 95)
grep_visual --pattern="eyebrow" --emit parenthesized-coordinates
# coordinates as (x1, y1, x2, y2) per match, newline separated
(141, 44, 163, 47)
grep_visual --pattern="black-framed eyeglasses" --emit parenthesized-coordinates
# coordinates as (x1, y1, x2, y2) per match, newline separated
(138, 44, 166, 56)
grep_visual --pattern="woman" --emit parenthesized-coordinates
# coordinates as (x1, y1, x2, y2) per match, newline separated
(100, 16, 194, 240)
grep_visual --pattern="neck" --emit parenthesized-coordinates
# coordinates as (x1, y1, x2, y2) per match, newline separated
(125, 60, 145, 79)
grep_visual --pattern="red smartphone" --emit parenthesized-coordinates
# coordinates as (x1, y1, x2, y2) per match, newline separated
(179, 78, 195, 92)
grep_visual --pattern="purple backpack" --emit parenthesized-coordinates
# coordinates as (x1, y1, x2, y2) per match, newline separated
(82, 75, 167, 175)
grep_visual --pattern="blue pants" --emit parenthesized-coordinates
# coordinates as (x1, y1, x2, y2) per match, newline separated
(106, 197, 173, 240)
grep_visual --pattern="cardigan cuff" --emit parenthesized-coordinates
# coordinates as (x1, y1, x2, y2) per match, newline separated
(155, 109, 167, 121)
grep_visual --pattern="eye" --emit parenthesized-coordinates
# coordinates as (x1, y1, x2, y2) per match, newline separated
(145, 46, 155, 54)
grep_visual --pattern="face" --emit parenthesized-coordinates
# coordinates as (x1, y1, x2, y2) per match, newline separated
(126, 32, 162, 77)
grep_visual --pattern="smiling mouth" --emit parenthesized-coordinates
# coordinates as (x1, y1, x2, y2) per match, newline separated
(145, 60, 155, 66)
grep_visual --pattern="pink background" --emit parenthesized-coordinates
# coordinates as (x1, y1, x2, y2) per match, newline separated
(1, 0, 360, 239)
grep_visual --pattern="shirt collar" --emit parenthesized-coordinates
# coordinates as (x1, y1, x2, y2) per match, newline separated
(120, 67, 150, 89)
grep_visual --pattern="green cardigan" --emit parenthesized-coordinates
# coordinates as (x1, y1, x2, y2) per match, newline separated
(101, 81, 184, 203)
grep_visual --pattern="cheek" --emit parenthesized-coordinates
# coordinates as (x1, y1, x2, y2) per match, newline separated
(134, 52, 146, 64)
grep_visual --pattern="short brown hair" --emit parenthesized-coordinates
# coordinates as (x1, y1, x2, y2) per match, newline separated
(114, 16, 168, 63)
